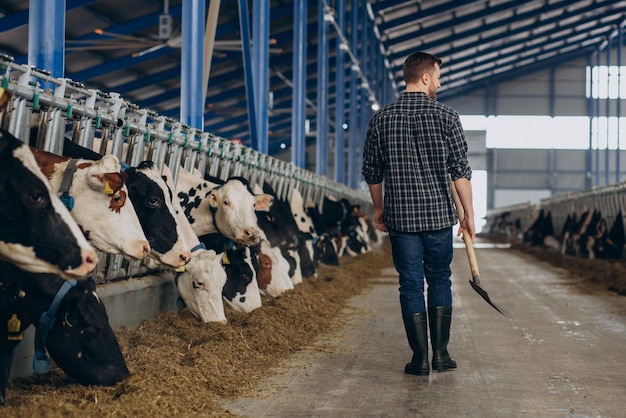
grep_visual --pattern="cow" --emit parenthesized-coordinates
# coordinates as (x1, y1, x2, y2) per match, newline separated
(175, 167, 273, 245)
(523, 209, 555, 247)
(288, 187, 319, 276)
(124, 161, 191, 268)
(0, 261, 129, 406)
(161, 165, 227, 324)
(30, 147, 151, 261)
(561, 209, 597, 257)
(254, 181, 317, 290)
(60, 140, 191, 268)
(0, 128, 97, 279)
(593, 211, 625, 260)
(200, 233, 262, 313)
(305, 203, 340, 266)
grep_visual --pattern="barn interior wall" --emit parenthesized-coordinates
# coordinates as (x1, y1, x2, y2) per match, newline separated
(445, 52, 626, 210)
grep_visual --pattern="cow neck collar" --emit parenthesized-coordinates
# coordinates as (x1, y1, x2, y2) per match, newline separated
(33, 279, 77, 374)
(59, 159, 78, 211)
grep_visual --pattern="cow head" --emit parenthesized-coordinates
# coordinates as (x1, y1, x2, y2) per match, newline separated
(126, 161, 191, 268)
(44, 277, 130, 386)
(0, 129, 97, 278)
(0, 264, 129, 405)
(220, 246, 262, 313)
(175, 168, 273, 246)
(176, 249, 228, 324)
(31, 148, 151, 261)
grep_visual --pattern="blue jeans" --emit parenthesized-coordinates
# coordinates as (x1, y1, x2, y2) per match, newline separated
(388, 227, 453, 316)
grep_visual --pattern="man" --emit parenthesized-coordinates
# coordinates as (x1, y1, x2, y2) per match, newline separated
(362, 51, 475, 376)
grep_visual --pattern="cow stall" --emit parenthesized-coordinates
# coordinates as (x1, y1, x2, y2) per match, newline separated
(0, 54, 374, 378)
(484, 182, 626, 259)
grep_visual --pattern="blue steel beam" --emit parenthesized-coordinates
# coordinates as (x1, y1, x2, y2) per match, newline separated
(253, 0, 269, 154)
(180, 0, 205, 129)
(316, 0, 329, 176)
(334, 0, 346, 183)
(347, 0, 361, 189)
(238, 0, 259, 147)
(291, 0, 308, 168)
(29, 0, 65, 78)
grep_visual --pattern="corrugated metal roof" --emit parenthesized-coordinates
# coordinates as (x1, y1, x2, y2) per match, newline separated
(1, 0, 624, 155)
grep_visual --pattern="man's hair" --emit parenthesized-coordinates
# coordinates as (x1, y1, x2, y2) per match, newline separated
(403, 52, 443, 84)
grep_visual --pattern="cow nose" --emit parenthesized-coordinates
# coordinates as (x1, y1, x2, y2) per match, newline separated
(243, 228, 260, 243)
(180, 251, 192, 265)
(142, 242, 151, 258)
(83, 248, 98, 271)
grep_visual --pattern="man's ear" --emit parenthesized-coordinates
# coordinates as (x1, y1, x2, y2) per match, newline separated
(421, 72, 430, 85)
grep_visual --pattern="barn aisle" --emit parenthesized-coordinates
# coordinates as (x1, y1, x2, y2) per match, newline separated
(223, 240, 626, 417)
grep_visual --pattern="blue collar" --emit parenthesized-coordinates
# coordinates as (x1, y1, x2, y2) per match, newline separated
(33, 279, 77, 374)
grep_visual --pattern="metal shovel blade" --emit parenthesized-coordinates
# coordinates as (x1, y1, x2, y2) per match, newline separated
(469, 277, 507, 317)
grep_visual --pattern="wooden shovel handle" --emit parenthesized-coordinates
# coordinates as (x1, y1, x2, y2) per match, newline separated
(450, 179, 481, 280)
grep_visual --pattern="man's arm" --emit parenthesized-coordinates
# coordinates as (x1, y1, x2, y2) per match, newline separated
(453, 177, 475, 240)
(367, 183, 387, 232)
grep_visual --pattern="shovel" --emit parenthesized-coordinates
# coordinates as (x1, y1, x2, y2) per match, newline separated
(450, 180, 508, 317)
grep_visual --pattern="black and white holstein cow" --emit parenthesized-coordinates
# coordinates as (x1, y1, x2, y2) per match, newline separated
(174, 167, 272, 311)
(124, 161, 191, 268)
(61, 141, 191, 268)
(0, 128, 97, 278)
(0, 260, 129, 406)
(161, 165, 228, 324)
(199, 232, 263, 313)
(561, 209, 625, 259)
(31, 147, 151, 261)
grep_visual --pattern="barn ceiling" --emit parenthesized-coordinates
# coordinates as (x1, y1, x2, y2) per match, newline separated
(1, 0, 625, 156)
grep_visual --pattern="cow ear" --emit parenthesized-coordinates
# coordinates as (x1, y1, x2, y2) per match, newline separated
(254, 193, 274, 211)
(208, 190, 219, 208)
(86, 155, 121, 190)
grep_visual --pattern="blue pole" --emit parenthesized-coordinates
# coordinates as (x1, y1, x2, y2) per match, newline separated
(253, 0, 269, 154)
(348, 0, 359, 188)
(238, 0, 258, 145)
(316, 0, 329, 176)
(181, 0, 205, 130)
(291, 0, 307, 168)
(28, 0, 65, 78)
(334, 0, 346, 183)
(359, 2, 370, 173)
(618, 26, 623, 183)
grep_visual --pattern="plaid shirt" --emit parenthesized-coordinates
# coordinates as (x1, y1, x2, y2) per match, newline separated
(362, 91, 472, 233)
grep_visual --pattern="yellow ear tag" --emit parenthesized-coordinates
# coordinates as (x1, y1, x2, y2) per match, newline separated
(7, 314, 23, 341)
(175, 266, 185, 273)
(103, 181, 114, 195)
(222, 252, 231, 265)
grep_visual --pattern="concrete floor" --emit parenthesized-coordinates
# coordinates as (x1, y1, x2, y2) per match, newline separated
(223, 242, 626, 418)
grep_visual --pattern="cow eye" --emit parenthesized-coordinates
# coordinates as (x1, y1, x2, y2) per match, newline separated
(148, 197, 161, 208)
(223, 199, 230, 206)
(28, 190, 48, 207)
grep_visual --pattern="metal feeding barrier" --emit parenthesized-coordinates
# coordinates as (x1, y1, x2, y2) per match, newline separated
(0, 53, 372, 283)
(484, 182, 626, 243)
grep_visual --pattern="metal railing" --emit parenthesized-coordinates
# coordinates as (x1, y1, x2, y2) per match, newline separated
(0, 53, 372, 283)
